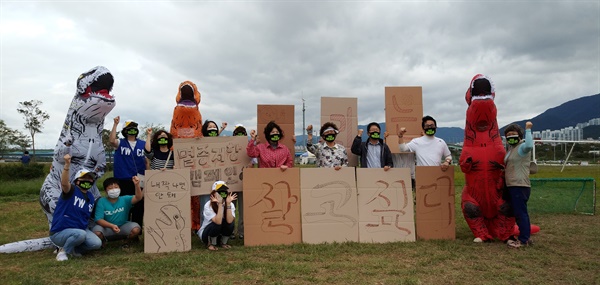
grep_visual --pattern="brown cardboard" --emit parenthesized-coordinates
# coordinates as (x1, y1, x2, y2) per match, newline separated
(300, 168, 359, 244)
(415, 166, 455, 240)
(384, 87, 423, 153)
(144, 169, 192, 253)
(356, 168, 415, 243)
(243, 168, 302, 246)
(172, 136, 251, 196)
(257, 105, 295, 155)
(321, 97, 359, 167)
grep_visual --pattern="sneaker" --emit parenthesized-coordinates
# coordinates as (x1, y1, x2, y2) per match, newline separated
(230, 234, 236, 240)
(473, 237, 484, 243)
(507, 240, 523, 248)
(56, 249, 68, 261)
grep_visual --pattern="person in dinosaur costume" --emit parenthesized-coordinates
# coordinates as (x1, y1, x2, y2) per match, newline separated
(169, 81, 203, 232)
(460, 74, 514, 243)
(0, 66, 116, 254)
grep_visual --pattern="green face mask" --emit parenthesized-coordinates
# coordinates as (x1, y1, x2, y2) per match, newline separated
(235, 132, 246, 136)
(424, 128, 436, 136)
(207, 130, 218, 137)
(218, 191, 228, 199)
(324, 134, 336, 142)
(157, 137, 169, 145)
(126, 128, 139, 136)
(78, 181, 93, 190)
(269, 134, 281, 142)
(370, 132, 380, 139)
(506, 136, 520, 146)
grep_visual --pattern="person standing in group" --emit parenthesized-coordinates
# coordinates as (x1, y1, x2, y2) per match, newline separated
(198, 181, 237, 251)
(247, 121, 294, 171)
(351, 122, 393, 170)
(306, 122, 348, 170)
(384, 131, 416, 189)
(504, 121, 534, 249)
(144, 129, 175, 170)
(109, 116, 146, 226)
(397, 115, 452, 171)
(229, 124, 254, 240)
(20, 151, 31, 165)
(49, 154, 102, 261)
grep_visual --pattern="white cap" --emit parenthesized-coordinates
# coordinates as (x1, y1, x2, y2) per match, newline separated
(74, 168, 95, 182)
(235, 124, 244, 128)
(212, 180, 228, 191)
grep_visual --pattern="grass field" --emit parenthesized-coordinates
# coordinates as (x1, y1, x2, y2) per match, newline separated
(0, 165, 599, 284)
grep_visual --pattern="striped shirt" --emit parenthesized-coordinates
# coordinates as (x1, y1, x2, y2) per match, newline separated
(246, 140, 293, 168)
(145, 148, 174, 170)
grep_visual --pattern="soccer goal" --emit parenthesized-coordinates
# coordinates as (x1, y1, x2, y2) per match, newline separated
(529, 178, 596, 215)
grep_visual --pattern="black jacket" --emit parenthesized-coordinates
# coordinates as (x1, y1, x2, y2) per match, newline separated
(350, 136, 393, 168)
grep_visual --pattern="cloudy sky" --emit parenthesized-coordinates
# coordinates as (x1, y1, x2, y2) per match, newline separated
(1, 1, 598, 149)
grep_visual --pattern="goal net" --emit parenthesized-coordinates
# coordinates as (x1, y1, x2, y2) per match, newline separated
(529, 178, 596, 215)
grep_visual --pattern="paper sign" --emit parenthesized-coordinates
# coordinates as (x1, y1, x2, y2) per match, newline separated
(385, 87, 423, 153)
(257, 105, 295, 155)
(321, 97, 359, 167)
(415, 166, 455, 240)
(356, 168, 415, 243)
(144, 169, 191, 253)
(300, 168, 359, 244)
(173, 136, 251, 196)
(243, 168, 302, 246)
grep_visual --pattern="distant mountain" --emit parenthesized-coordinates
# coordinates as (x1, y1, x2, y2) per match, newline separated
(500, 93, 600, 133)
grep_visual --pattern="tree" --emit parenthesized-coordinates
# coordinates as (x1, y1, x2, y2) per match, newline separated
(17, 100, 50, 161)
(0, 119, 31, 159)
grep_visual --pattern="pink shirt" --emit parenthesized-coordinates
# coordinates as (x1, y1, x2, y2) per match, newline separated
(247, 140, 293, 168)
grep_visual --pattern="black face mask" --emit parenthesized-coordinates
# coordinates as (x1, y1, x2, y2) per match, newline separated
(235, 132, 247, 136)
(157, 137, 169, 145)
(323, 134, 337, 142)
(369, 132, 380, 139)
(218, 191, 229, 199)
(78, 180, 93, 191)
(269, 134, 281, 142)
(207, 129, 218, 137)
(126, 128, 139, 136)
(506, 135, 520, 146)
(424, 128, 436, 136)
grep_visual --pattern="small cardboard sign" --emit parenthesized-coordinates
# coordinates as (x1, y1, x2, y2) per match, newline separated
(384, 87, 423, 153)
(173, 136, 251, 196)
(300, 168, 359, 244)
(257, 105, 295, 155)
(415, 166, 455, 240)
(243, 168, 302, 246)
(356, 168, 416, 243)
(144, 169, 192, 253)
(321, 97, 359, 167)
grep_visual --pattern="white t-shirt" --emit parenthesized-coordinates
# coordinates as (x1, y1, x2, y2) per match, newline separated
(198, 200, 236, 238)
(391, 152, 416, 179)
(401, 136, 451, 167)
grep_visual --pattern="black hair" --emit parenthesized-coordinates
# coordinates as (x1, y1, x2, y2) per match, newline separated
(121, 121, 139, 137)
(504, 124, 524, 140)
(422, 116, 437, 129)
(202, 120, 219, 137)
(151, 130, 173, 149)
(367, 122, 381, 133)
(320, 122, 339, 137)
(472, 78, 492, 96)
(263, 121, 284, 140)
(103, 177, 120, 190)
(233, 126, 247, 136)
(23, 151, 29, 154)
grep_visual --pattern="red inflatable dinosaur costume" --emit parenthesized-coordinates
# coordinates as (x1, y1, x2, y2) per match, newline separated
(170, 81, 203, 232)
(460, 74, 515, 242)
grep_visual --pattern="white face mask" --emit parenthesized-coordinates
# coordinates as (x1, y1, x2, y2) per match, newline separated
(107, 188, 121, 199)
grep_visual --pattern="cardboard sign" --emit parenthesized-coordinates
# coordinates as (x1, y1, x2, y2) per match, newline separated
(300, 168, 359, 244)
(144, 169, 191, 253)
(243, 168, 302, 246)
(356, 168, 415, 243)
(321, 97, 358, 167)
(384, 87, 423, 153)
(173, 136, 250, 196)
(415, 166, 455, 240)
(257, 105, 295, 155)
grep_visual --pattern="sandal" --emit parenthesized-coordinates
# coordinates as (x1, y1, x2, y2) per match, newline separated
(221, 244, 232, 249)
(208, 244, 218, 251)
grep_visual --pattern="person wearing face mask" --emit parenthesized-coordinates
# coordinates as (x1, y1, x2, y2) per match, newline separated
(351, 122, 393, 170)
(198, 181, 237, 250)
(144, 129, 175, 170)
(306, 122, 348, 170)
(202, 120, 227, 137)
(247, 121, 294, 170)
(92, 176, 143, 248)
(398, 116, 452, 171)
(49, 154, 102, 261)
(229, 124, 255, 240)
(504, 122, 534, 249)
(110, 117, 146, 226)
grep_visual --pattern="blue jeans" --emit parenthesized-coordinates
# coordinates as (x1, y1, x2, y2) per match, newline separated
(508, 186, 531, 243)
(50, 228, 102, 255)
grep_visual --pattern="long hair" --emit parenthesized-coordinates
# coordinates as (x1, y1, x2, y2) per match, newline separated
(202, 120, 219, 137)
(264, 121, 284, 140)
(151, 130, 173, 150)
(209, 190, 220, 214)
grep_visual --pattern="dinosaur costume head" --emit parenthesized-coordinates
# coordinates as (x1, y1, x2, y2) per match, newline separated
(464, 74, 501, 144)
(170, 81, 202, 138)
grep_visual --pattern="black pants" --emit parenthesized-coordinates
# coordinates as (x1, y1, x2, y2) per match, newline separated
(201, 218, 234, 245)
(118, 179, 144, 227)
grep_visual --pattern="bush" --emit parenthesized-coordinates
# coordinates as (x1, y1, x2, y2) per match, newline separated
(0, 163, 46, 181)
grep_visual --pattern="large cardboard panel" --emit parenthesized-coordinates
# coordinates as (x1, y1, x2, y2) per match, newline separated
(356, 168, 415, 243)
(415, 166, 455, 240)
(321, 97, 359, 167)
(257, 105, 295, 155)
(243, 168, 302, 246)
(300, 168, 359, 244)
(144, 169, 192, 253)
(385, 87, 423, 153)
(173, 136, 250, 196)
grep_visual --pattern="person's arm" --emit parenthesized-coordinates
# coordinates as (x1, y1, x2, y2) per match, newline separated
(518, 122, 534, 156)
(61, 154, 72, 194)
(351, 129, 364, 155)
(210, 194, 224, 225)
(341, 148, 348, 167)
(285, 148, 294, 168)
(397, 127, 411, 152)
(144, 129, 152, 152)
(246, 130, 260, 158)
(110, 116, 120, 148)
(218, 122, 228, 135)
(131, 176, 144, 204)
(94, 200, 120, 233)
(225, 193, 237, 224)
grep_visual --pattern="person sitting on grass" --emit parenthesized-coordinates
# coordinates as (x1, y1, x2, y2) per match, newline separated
(198, 181, 237, 251)
(92, 176, 143, 248)
(49, 154, 102, 261)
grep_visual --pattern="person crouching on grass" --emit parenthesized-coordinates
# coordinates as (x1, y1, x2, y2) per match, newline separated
(92, 176, 143, 249)
(198, 181, 237, 251)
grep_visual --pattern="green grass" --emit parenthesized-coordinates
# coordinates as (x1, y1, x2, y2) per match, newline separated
(0, 165, 599, 284)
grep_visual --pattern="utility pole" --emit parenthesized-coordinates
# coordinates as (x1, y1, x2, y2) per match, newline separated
(302, 97, 306, 148)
